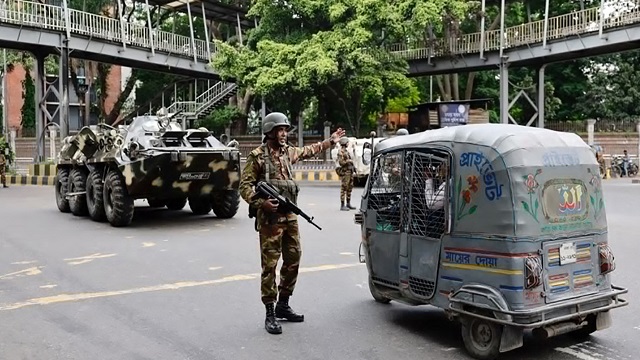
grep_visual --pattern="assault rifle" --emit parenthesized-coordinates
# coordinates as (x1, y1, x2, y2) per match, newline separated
(251, 181, 322, 231)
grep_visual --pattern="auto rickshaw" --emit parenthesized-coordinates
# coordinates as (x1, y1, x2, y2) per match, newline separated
(354, 124, 628, 360)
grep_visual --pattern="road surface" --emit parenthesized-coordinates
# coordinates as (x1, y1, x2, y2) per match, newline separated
(0, 181, 637, 360)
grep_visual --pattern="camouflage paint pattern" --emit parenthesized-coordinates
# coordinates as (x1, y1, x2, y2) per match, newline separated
(259, 219, 301, 304)
(240, 140, 332, 226)
(56, 116, 241, 199)
(240, 139, 332, 304)
(338, 146, 354, 203)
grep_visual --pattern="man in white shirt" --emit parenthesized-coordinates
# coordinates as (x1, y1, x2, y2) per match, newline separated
(423, 163, 448, 237)
(425, 164, 447, 210)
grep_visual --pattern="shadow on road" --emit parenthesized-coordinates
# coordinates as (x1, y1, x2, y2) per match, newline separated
(369, 302, 607, 359)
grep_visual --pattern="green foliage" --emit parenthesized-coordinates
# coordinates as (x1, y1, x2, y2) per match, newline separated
(385, 81, 421, 112)
(21, 70, 35, 130)
(577, 51, 640, 121)
(195, 105, 244, 134)
(212, 0, 466, 135)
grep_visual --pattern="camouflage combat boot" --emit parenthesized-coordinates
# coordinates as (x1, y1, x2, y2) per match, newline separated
(275, 295, 305, 322)
(346, 199, 356, 210)
(265, 303, 282, 334)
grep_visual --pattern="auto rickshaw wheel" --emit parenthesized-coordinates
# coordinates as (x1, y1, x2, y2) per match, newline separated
(368, 278, 391, 304)
(461, 316, 502, 360)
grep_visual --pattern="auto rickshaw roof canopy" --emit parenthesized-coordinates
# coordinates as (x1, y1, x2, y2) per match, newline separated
(374, 124, 591, 156)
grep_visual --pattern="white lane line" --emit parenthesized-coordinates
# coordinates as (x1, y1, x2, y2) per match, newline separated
(555, 347, 603, 360)
(0, 267, 43, 280)
(0, 262, 364, 311)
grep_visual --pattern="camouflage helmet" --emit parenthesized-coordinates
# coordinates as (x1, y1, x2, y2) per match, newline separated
(262, 112, 291, 134)
(339, 137, 349, 146)
(396, 128, 409, 136)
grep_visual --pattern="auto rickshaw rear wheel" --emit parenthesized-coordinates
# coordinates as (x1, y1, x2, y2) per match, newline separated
(461, 315, 502, 360)
(368, 278, 391, 304)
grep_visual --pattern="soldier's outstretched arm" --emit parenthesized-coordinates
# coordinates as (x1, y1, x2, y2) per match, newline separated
(288, 128, 346, 164)
(238, 153, 265, 209)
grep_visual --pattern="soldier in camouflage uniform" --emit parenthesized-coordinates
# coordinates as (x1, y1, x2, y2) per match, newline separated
(0, 150, 7, 188)
(239, 112, 345, 335)
(337, 137, 355, 211)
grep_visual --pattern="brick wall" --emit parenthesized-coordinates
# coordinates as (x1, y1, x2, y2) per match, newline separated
(4, 64, 123, 134)
(6, 64, 27, 131)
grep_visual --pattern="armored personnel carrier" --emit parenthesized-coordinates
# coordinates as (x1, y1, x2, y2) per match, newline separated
(54, 111, 241, 227)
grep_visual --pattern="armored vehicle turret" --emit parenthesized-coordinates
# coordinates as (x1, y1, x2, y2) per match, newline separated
(54, 111, 241, 227)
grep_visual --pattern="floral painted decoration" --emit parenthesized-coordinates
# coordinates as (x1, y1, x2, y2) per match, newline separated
(521, 169, 542, 222)
(456, 175, 480, 220)
(588, 168, 604, 219)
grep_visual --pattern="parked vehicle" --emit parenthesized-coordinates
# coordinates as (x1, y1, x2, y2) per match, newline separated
(331, 135, 385, 186)
(54, 111, 241, 227)
(354, 124, 628, 359)
(610, 155, 638, 177)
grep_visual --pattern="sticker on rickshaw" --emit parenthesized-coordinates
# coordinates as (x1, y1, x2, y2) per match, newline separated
(559, 242, 577, 265)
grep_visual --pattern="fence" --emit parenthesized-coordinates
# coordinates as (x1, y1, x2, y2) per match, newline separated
(545, 120, 639, 133)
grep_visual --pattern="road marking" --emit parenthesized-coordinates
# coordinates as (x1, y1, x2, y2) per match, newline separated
(142, 242, 156, 248)
(208, 267, 222, 271)
(64, 253, 116, 265)
(40, 284, 57, 289)
(0, 263, 364, 311)
(555, 347, 601, 360)
(0, 267, 43, 280)
(340, 252, 355, 256)
(11, 260, 37, 265)
(556, 341, 633, 360)
(634, 326, 640, 330)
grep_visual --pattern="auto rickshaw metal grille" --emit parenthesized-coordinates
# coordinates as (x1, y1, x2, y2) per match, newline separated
(409, 276, 436, 298)
(403, 152, 448, 239)
(368, 153, 403, 231)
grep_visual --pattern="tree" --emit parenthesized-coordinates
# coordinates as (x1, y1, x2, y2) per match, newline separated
(21, 70, 36, 131)
(212, 0, 462, 136)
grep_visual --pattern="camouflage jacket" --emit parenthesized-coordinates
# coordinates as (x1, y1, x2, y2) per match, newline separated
(240, 139, 333, 224)
(0, 153, 5, 166)
(338, 147, 353, 172)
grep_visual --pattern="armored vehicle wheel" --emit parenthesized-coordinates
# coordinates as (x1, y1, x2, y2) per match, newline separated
(103, 169, 134, 227)
(86, 169, 106, 222)
(147, 199, 165, 208)
(69, 168, 89, 217)
(55, 168, 71, 213)
(461, 315, 502, 360)
(166, 198, 187, 211)
(211, 190, 240, 219)
(189, 196, 212, 215)
(368, 278, 391, 304)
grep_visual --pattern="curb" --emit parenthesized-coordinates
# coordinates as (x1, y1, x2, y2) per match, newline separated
(8, 175, 56, 186)
(7, 169, 343, 186)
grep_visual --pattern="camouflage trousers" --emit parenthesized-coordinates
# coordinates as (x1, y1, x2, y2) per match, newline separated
(0, 165, 5, 185)
(258, 219, 301, 304)
(340, 171, 354, 203)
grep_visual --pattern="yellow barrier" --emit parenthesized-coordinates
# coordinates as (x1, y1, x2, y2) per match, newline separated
(8, 175, 56, 186)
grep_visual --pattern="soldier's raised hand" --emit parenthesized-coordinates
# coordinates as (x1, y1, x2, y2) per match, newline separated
(330, 128, 346, 144)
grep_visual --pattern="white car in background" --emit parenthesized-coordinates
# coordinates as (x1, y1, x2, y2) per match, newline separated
(331, 136, 386, 186)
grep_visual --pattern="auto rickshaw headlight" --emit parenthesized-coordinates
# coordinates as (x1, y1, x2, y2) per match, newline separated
(598, 243, 616, 275)
(525, 256, 543, 289)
